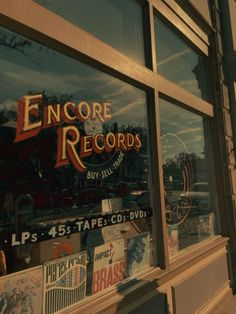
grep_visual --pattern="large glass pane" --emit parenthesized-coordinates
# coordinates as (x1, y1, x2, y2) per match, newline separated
(155, 17, 209, 100)
(159, 98, 218, 255)
(0, 27, 153, 302)
(34, 0, 145, 65)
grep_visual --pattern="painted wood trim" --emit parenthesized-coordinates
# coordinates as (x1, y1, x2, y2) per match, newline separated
(150, 0, 209, 55)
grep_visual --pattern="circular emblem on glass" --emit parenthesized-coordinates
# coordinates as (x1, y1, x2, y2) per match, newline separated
(84, 117, 103, 136)
(161, 133, 194, 225)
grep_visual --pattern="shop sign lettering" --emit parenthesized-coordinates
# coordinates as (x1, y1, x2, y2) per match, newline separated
(1, 208, 152, 249)
(14, 94, 141, 171)
(86, 151, 124, 179)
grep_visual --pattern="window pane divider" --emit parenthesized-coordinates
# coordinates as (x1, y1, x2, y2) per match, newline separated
(145, 1, 157, 72)
(156, 74, 214, 117)
(0, 0, 155, 90)
(161, 0, 210, 44)
(150, 0, 209, 56)
(149, 90, 170, 269)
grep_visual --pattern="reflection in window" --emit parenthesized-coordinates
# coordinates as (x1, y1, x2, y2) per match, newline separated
(159, 98, 218, 255)
(34, 0, 145, 65)
(154, 17, 209, 100)
(0, 27, 153, 291)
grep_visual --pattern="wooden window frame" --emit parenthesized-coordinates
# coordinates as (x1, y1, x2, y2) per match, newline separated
(0, 0, 222, 302)
(150, 0, 209, 55)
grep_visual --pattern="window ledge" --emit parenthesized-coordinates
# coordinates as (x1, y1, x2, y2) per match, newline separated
(68, 235, 229, 314)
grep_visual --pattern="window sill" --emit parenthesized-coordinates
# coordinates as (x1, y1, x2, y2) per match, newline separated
(68, 235, 229, 314)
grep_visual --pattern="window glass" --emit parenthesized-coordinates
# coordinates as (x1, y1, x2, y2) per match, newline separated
(154, 17, 209, 100)
(159, 98, 218, 255)
(34, 0, 145, 65)
(0, 27, 153, 304)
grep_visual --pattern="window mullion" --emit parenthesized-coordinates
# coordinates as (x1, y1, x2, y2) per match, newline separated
(149, 90, 170, 268)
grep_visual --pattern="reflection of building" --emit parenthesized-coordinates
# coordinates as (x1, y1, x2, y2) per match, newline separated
(0, 1, 236, 313)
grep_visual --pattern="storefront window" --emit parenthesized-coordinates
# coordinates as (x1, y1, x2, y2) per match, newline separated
(0, 27, 153, 311)
(154, 17, 209, 100)
(34, 0, 145, 65)
(159, 98, 218, 256)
